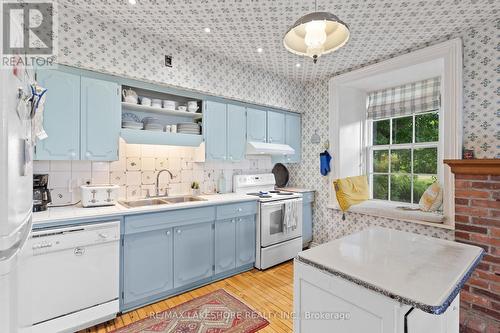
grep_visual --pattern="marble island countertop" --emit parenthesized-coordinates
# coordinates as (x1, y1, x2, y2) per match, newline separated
(297, 227, 484, 315)
(33, 193, 258, 228)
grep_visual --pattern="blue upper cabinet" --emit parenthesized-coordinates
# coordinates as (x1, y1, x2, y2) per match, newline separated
(205, 101, 228, 160)
(34, 70, 81, 160)
(267, 111, 285, 144)
(246, 108, 267, 143)
(285, 113, 301, 163)
(80, 77, 120, 161)
(227, 104, 246, 161)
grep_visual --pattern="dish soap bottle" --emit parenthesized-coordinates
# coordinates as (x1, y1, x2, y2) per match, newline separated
(218, 171, 226, 194)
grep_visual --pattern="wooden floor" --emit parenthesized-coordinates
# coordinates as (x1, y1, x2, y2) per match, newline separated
(80, 261, 294, 333)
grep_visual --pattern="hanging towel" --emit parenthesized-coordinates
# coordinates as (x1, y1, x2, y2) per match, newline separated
(283, 200, 299, 234)
(320, 150, 331, 176)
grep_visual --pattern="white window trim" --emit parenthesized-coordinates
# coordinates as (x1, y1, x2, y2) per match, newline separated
(328, 39, 463, 230)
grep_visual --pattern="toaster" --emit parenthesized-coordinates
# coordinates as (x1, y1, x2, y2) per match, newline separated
(80, 184, 120, 207)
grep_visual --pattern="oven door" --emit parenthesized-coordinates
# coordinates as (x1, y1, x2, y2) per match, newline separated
(260, 198, 302, 247)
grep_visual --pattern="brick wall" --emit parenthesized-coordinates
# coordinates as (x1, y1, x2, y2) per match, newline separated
(454, 174, 500, 333)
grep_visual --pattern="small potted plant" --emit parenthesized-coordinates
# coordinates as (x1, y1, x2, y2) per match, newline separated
(191, 181, 200, 195)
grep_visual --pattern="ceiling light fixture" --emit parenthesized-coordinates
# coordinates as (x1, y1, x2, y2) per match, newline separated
(128, 0, 136, 4)
(256, 47, 263, 53)
(283, 0, 349, 64)
(204, 27, 211, 33)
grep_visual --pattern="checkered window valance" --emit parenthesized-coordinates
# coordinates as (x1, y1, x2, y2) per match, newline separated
(367, 77, 441, 120)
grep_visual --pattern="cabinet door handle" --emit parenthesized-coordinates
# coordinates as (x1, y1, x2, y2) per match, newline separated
(269, 138, 273, 143)
(231, 219, 235, 223)
(85, 152, 91, 158)
(166, 230, 171, 236)
(237, 208, 243, 212)
(177, 229, 181, 234)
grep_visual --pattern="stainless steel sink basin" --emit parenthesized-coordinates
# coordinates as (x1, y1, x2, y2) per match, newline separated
(164, 196, 206, 203)
(119, 196, 206, 208)
(119, 198, 170, 208)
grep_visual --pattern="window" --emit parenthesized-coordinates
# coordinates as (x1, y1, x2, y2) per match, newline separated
(366, 76, 441, 205)
(369, 111, 439, 204)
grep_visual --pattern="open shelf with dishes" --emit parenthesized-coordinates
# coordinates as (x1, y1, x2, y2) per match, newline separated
(120, 85, 203, 146)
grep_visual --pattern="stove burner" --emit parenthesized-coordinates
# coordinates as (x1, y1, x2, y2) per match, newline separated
(269, 190, 280, 193)
(259, 195, 272, 198)
(277, 192, 293, 195)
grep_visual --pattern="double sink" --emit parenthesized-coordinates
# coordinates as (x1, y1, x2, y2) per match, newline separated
(119, 196, 206, 208)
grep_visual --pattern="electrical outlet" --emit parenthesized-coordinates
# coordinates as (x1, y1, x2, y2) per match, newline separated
(165, 55, 172, 67)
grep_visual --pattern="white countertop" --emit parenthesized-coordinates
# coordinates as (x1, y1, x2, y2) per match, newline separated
(297, 227, 483, 313)
(33, 193, 258, 227)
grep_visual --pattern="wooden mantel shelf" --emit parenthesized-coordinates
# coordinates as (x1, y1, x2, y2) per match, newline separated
(444, 159, 500, 175)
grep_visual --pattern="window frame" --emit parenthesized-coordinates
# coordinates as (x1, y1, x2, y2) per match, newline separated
(366, 110, 442, 205)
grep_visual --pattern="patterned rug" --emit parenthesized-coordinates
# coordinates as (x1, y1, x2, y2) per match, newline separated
(110, 289, 269, 333)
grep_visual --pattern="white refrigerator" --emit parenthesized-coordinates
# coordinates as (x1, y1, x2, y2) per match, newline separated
(0, 65, 34, 332)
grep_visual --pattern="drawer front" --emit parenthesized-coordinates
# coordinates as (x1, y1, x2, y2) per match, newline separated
(216, 201, 257, 220)
(125, 206, 216, 234)
(301, 192, 315, 204)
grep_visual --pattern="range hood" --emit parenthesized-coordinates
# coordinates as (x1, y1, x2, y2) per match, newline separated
(246, 141, 295, 155)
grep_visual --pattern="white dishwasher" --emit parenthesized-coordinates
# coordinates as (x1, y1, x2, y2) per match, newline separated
(18, 221, 120, 333)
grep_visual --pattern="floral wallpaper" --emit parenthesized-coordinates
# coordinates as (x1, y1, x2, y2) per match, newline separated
(288, 19, 498, 243)
(58, 0, 498, 82)
(56, 6, 305, 112)
(462, 20, 500, 158)
(53, 5, 497, 243)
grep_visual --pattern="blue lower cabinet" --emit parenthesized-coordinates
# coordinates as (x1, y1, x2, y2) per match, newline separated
(122, 228, 173, 305)
(173, 222, 214, 288)
(215, 219, 236, 274)
(236, 215, 256, 266)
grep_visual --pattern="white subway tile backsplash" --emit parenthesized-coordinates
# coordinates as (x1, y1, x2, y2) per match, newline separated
(141, 171, 156, 185)
(168, 157, 182, 170)
(180, 169, 193, 183)
(41, 141, 272, 199)
(141, 157, 156, 171)
(126, 144, 141, 157)
(110, 171, 126, 186)
(71, 161, 91, 172)
(126, 186, 141, 200)
(155, 157, 168, 170)
(50, 161, 71, 171)
(92, 161, 110, 172)
(109, 159, 126, 172)
(92, 171, 110, 184)
(126, 157, 141, 171)
(49, 171, 71, 188)
(72, 171, 92, 187)
(126, 171, 142, 185)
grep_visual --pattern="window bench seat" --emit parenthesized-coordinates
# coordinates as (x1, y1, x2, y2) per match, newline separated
(327, 200, 453, 230)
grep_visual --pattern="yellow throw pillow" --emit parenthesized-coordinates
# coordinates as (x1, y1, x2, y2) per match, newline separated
(419, 182, 443, 212)
(333, 175, 369, 211)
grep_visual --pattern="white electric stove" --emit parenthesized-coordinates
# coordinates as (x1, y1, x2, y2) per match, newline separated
(234, 174, 303, 269)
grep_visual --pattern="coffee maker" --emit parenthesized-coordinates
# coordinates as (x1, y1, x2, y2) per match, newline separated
(33, 174, 51, 212)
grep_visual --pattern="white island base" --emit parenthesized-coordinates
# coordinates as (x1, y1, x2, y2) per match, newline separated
(294, 259, 460, 333)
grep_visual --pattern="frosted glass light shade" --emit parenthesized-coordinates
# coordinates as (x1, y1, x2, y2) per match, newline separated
(283, 12, 350, 63)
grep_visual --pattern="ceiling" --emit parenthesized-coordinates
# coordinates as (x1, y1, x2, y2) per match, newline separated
(60, 0, 498, 82)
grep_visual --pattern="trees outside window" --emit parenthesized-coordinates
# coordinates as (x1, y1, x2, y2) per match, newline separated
(370, 111, 439, 204)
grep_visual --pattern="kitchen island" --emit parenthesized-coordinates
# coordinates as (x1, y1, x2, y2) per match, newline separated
(294, 227, 484, 333)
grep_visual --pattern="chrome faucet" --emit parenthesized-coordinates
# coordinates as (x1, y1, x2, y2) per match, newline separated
(154, 169, 173, 197)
